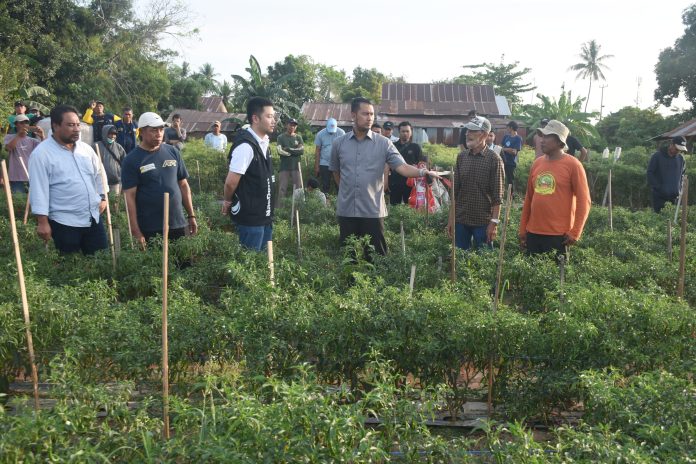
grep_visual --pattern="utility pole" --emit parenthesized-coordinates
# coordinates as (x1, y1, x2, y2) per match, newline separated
(599, 84, 608, 121)
(634, 77, 642, 107)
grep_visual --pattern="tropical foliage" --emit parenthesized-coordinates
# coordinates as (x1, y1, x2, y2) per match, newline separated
(568, 40, 614, 112)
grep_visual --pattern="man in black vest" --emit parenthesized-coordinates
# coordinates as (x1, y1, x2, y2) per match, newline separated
(388, 121, 425, 205)
(222, 97, 277, 251)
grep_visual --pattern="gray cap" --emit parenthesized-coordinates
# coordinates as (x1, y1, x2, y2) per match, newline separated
(464, 116, 491, 132)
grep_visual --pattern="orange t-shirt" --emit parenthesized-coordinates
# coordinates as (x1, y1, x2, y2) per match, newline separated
(519, 154, 591, 240)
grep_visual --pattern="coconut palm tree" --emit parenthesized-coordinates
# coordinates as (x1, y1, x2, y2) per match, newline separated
(568, 40, 613, 112)
(216, 80, 234, 108)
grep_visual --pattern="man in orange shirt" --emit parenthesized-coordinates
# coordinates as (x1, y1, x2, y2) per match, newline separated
(519, 120, 591, 257)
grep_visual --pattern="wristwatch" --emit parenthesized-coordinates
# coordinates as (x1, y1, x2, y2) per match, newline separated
(490, 218, 500, 224)
(418, 168, 427, 177)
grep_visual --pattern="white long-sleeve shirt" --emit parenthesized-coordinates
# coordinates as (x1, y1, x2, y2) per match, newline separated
(28, 136, 106, 227)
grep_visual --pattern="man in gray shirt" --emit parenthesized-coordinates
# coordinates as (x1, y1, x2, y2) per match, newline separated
(330, 97, 440, 258)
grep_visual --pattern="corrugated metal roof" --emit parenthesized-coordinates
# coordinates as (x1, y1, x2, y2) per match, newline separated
(495, 96, 511, 116)
(167, 109, 245, 134)
(380, 83, 500, 116)
(301, 103, 355, 127)
(656, 117, 696, 139)
(199, 96, 228, 113)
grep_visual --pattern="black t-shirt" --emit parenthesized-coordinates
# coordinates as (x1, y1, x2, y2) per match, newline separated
(566, 135, 584, 156)
(391, 140, 424, 186)
(121, 144, 189, 233)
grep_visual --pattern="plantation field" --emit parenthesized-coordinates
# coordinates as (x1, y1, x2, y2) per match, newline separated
(0, 140, 695, 462)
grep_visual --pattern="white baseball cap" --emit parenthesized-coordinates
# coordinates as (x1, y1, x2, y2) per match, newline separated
(138, 112, 165, 128)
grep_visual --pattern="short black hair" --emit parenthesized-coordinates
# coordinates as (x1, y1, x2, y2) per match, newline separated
(371, 123, 381, 129)
(467, 109, 477, 117)
(307, 178, 319, 189)
(507, 121, 518, 131)
(172, 113, 181, 120)
(50, 105, 80, 128)
(398, 121, 412, 130)
(123, 107, 133, 113)
(351, 97, 372, 113)
(246, 97, 274, 124)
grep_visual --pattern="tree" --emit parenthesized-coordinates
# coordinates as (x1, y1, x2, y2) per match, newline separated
(449, 58, 536, 113)
(568, 40, 613, 112)
(654, 4, 696, 114)
(194, 63, 219, 95)
(341, 67, 386, 103)
(216, 80, 234, 108)
(316, 64, 348, 102)
(516, 91, 599, 146)
(230, 55, 299, 120)
(596, 106, 672, 149)
(267, 54, 318, 107)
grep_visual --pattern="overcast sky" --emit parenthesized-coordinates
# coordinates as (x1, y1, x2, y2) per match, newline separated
(157, 0, 693, 115)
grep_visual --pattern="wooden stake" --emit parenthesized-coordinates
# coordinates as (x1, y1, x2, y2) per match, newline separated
(438, 256, 443, 272)
(608, 169, 613, 232)
(400, 220, 406, 255)
(297, 166, 304, 192)
(1, 161, 40, 411)
(667, 219, 673, 261)
(161, 192, 170, 439)
(195, 160, 202, 193)
(409, 264, 416, 298)
(18, 158, 30, 225)
(122, 193, 135, 250)
(450, 168, 456, 282)
(677, 176, 688, 298)
(267, 241, 275, 287)
(290, 192, 296, 227)
(295, 209, 302, 259)
(98, 163, 117, 272)
(489, 184, 513, 417)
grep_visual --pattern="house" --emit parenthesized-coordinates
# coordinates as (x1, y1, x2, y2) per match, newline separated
(301, 83, 520, 145)
(653, 117, 696, 153)
(166, 95, 245, 139)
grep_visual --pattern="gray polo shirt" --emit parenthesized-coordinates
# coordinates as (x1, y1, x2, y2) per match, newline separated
(330, 130, 405, 218)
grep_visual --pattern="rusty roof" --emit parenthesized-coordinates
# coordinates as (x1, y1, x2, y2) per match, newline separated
(380, 83, 501, 116)
(655, 117, 696, 140)
(199, 96, 228, 113)
(301, 103, 355, 127)
(167, 109, 245, 134)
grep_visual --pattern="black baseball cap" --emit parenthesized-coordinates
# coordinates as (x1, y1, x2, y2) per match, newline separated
(540, 118, 550, 127)
(383, 121, 394, 129)
(287, 118, 298, 125)
(14, 100, 24, 107)
(672, 136, 687, 152)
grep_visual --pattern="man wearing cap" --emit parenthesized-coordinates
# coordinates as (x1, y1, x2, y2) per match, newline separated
(314, 117, 345, 193)
(222, 97, 276, 251)
(533, 118, 549, 159)
(330, 97, 441, 259)
(519, 120, 591, 256)
(28, 105, 108, 255)
(276, 118, 304, 207)
(3, 114, 45, 193)
(121, 112, 197, 246)
(501, 121, 523, 193)
(7, 101, 27, 134)
(83, 100, 119, 145)
(458, 110, 478, 152)
(388, 121, 425, 206)
(114, 107, 138, 154)
(446, 116, 504, 250)
(647, 136, 687, 213)
(95, 125, 126, 195)
(382, 121, 399, 142)
(204, 120, 228, 152)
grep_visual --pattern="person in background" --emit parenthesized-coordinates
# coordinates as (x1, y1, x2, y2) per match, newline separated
(371, 123, 382, 134)
(293, 177, 328, 206)
(96, 125, 126, 195)
(276, 118, 304, 207)
(487, 131, 502, 156)
(164, 113, 187, 150)
(7, 100, 27, 134)
(314, 117, 345, 194)
(83, 100, 119, 145)
(114, 107, 138, 154)
(204, 120, 228, 152)
(501, 121, 523, 193)
(519, 120, 591, 257)
(29, 105, 108, 255)
(3, 114, 44, 193)
(533, 118, 549, 159)
(382, 121, 399, 142)
(458, 109, 478, 152)
(566, 134, 588, 161)
(647, 135, 687, 213)
(388, 121, 425, 205)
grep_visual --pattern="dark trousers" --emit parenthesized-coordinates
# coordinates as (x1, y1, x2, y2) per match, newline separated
(504, 164, 516, 193)
(338, 216, 387, 260)
(525, 232, 567, 258)
(319, 165, 333, 194)
(143, 227, 186, 242)
(50, 218, 108, 255)
(389, 182, 411, 206)
(652, 191, 678, 213)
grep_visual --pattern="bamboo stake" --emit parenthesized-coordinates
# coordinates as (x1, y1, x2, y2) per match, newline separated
(1, 160, 39, 411)
(195, 160, 202, 193)
(267, 241, 275, 287)
(667, 219, 673, 261)
(608, 169, 613, 232)
(18, 158, 30, 225)
(450, 168, 456, 282)
(409, 264, 416, 298)
(400, 220, 406, 255)
(438, 256, 443, 272)
(161, 192, 170, 439)
(297, 165, 304, 192)
(295, 209, 302, 259)
(122, 193, 134, 250)
(677, 176, 688, 298)
(489, 184, 514, 417)
(98, 162, 117, 272)
(290, 192, 296, 227)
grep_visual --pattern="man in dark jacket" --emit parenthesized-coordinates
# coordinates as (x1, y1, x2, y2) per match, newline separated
(647, 136, 687, 212)
(114, 107, 138, 154)
(95, 125, 127, 194)
(222, 97, 276, 251)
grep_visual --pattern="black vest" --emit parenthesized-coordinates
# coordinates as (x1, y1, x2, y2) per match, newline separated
(228, 130, 275, 226)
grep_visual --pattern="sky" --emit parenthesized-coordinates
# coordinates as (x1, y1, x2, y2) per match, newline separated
(155, 0, 693, 116)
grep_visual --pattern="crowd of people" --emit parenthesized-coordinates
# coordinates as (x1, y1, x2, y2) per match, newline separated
(0, 96, 689, 261)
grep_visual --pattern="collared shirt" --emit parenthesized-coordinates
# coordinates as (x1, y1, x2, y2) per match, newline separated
(314, 127, 346, 166)
(228, 127, 270, 174)
(453, 146, 504, 226)
(330, 130, 405, 218)
(28, 136, 106, 227)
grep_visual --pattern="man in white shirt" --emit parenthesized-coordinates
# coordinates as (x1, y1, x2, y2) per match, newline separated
(204, 121, 227, 152)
